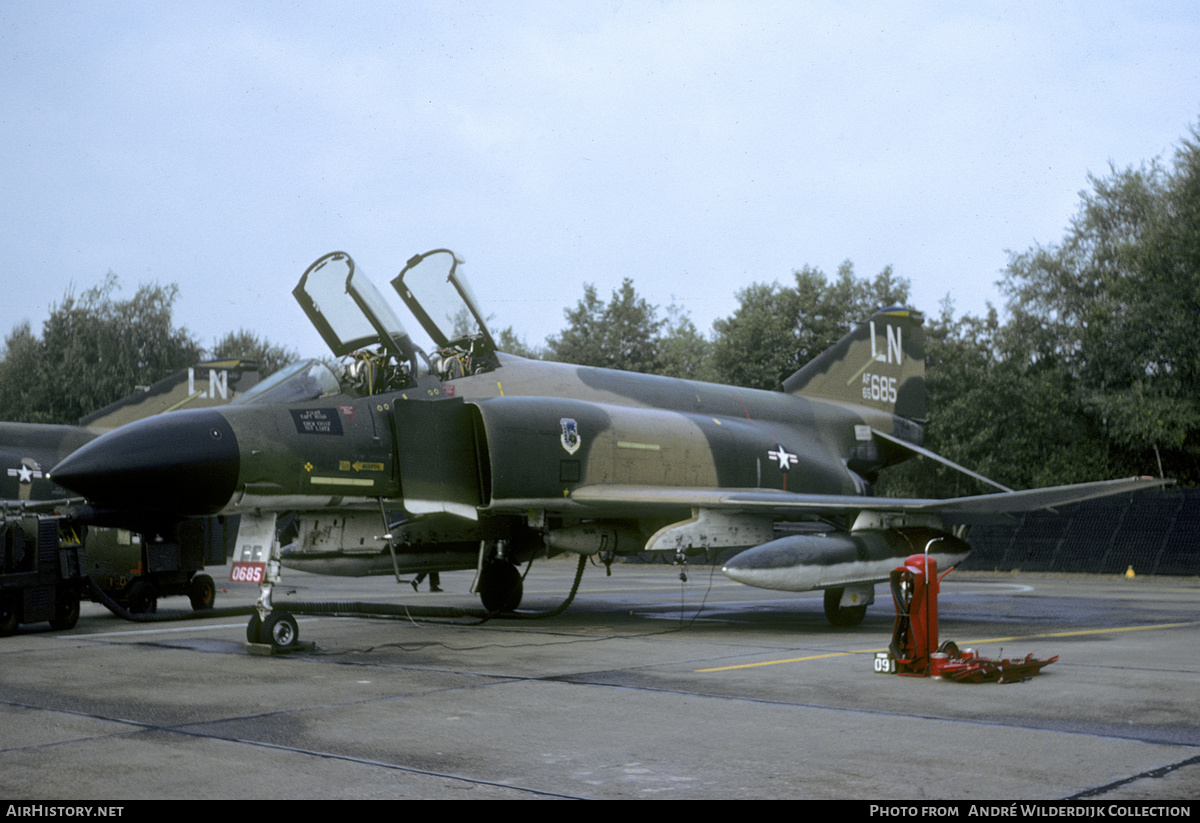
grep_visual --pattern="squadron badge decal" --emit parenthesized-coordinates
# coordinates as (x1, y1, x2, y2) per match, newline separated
(560, 418, 581, 455)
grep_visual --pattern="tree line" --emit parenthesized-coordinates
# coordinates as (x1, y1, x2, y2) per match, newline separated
(505, 119, 1200, 490)
(0, 274, 297, 426)
(4, 119, 1197, 488)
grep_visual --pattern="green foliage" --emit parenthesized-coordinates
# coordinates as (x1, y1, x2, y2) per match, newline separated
(543, 261, 909, 391)
(997, 119, 1200, 484)
(710, 261, 910, 390)
(0, 322, 43, 421)
(882, 119, 1200, 492)
(708, 281, 802, 390)
(877, 303, 1117, 497)
(545, 279, 666, 373)
(210, 330, 300, 378)
(0, 275, 202, 424)
(543, 280, 716, 378)
(658, 303, 712, 380)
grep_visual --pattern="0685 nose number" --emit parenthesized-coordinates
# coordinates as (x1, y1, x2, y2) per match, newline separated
(230, 562, 266, 584)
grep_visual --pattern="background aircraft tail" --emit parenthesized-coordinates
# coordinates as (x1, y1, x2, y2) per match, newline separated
(780, 307, 925, 421)
(78, 359, 260, 430)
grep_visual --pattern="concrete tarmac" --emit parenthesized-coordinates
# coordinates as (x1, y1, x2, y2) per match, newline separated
(0, 557, 1197, 800)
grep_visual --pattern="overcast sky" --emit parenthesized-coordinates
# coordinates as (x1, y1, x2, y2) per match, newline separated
(3, 2, 1199, 363)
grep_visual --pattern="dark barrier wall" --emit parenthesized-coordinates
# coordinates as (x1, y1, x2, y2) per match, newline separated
(962, 488, 1200, 575)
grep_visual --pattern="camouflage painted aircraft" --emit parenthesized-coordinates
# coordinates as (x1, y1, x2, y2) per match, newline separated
(50, 250, 1166, 647)
(1, 359, 259, 503)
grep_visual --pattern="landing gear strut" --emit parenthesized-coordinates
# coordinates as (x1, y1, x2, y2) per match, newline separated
(236, 512, 301, 652)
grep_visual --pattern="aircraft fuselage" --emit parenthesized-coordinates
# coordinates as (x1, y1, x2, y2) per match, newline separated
(51, 355, 909, 529)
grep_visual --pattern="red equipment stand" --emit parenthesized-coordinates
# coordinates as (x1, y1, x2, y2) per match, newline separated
(880, 553, 1057, 683)
(888, 553, 941, 676)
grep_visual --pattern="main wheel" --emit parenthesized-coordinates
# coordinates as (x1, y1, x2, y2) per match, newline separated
(188, 574, 216, 611)
(824, 587, 867, 627)
(126, 580, 157, 614)
(49, 590, 80, 631)
(479, 561, 522, 613)
(262, 611, 298, 651)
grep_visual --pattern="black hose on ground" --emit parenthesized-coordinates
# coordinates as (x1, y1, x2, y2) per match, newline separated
(90, 554, 588, 625)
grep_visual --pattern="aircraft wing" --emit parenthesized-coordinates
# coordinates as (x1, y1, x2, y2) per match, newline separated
(568, 476, 1171, 519)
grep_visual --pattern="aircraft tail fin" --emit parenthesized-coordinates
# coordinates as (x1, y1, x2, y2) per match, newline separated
(77, 359, 260, 431)
(780, 306, 925, 421)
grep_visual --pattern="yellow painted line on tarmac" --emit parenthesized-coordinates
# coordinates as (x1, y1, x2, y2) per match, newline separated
(697, 649, 884, 672)
(695, 620, 1200, 672)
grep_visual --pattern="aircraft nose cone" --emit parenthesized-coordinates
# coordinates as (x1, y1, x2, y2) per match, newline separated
(51, 409, 240, 516)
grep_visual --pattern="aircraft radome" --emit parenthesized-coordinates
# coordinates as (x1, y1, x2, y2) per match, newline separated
(50, 250, 1169, 648)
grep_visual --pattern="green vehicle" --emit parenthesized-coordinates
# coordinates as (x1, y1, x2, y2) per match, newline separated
(0, 512, 86, 636)
(84, 517, 230, 614)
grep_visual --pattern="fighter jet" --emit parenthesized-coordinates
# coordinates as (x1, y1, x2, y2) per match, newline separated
(50, 250, 1166, 646)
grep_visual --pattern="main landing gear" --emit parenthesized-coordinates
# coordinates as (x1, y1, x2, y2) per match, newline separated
(477, 558, 523, 613)
(823, 585, 871, 627)
(475, 540, 523, 613)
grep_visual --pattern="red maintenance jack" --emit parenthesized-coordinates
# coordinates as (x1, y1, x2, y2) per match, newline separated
(874, 551, 1057, 683)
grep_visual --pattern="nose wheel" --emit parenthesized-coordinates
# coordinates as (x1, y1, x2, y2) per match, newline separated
(247, 611, 300, 652)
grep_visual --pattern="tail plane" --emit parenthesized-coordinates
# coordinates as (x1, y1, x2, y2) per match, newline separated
(781, 306, 926, 421)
